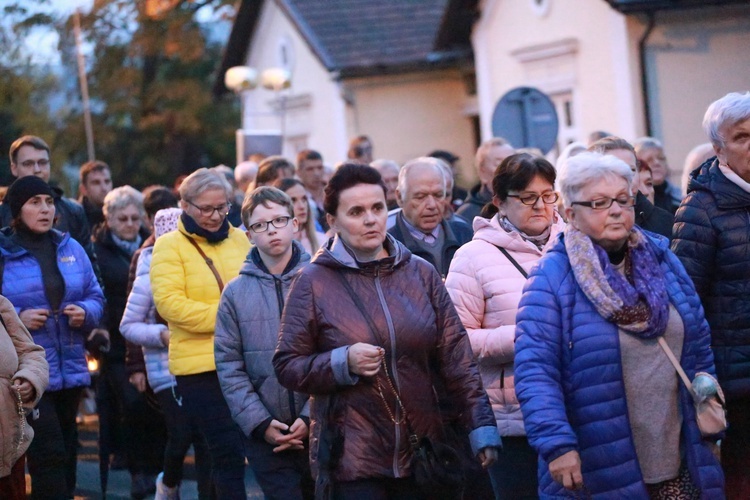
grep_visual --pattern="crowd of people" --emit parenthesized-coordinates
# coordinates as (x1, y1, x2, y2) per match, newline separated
(1, 91, 749, 500)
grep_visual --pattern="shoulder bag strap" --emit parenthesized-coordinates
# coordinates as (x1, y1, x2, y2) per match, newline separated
(657, 336, 694, 392)
(493, 244, 528, 279)
(182, 234, 224, 293)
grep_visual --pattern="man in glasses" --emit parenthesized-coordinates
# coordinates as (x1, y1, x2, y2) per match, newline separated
(388, 157, 473, 279)
(3, 135, 99, 273)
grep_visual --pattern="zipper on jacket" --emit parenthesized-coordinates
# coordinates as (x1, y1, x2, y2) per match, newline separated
(500, 368, 505, 389)
(273, 277, 285, 317)
(53, 311, 66, 386)
(373, 267, 402, 478)
(274, 276, 297, 422)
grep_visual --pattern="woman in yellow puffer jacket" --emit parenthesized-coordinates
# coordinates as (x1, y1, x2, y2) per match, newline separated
(151, 168, 250, 499)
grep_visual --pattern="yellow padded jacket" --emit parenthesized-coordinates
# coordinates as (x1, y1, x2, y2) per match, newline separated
(151, 220, 250, 376)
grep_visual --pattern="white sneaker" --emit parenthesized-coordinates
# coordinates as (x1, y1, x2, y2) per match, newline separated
(154, 472, 180, 500)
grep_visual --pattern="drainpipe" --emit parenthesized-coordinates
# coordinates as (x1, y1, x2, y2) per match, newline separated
(638, 11, 656, 137)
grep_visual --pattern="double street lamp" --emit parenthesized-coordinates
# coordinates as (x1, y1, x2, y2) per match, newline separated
(225, 65, 291, 127)
(225, 65, 292, 164)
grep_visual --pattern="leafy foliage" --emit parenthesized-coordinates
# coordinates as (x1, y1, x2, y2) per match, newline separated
(2, 0, 240, 190)
(0, 1, 60, 185)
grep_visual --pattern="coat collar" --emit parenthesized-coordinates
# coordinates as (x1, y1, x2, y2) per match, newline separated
(688, 157, 750, 209)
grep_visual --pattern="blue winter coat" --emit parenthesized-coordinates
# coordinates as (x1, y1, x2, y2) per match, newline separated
(672, 158, 750, 400)
(0, 229, 105, 392)
(515, 231, 724, 499)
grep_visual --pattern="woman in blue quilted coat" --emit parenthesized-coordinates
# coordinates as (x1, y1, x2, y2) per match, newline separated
(0, 176, 104, 499)
(515, 152, 724, 499)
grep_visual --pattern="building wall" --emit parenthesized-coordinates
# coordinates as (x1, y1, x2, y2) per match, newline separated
(639, 5, 750, 186)
(473, 0, 643, 157)
(344, 71, 479, 186)
(242, 0, 348, 164)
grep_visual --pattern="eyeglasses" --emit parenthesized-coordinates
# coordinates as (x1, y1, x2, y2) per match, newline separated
(20, 159, 50, 169)
(507, 192, 559, 206)
(116, 215, 141, 224)
(187, 200, 231, 217)
(249, 216, 292, 234)
(571, 195, 636, 210)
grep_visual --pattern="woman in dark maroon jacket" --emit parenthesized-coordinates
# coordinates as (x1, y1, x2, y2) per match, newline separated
(273, 163, 500, 499)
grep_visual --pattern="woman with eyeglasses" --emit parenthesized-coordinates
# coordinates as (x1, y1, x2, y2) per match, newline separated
(151, 168, 250, 499)
(445, 153, 564, 499)
(514, 152, 723, 497)
(93, 186, 162, 498)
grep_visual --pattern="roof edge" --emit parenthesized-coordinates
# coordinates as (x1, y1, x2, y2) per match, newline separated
(336, 51, 473, 80)
(605, 0, 750, 13)
(275, 0, 336, 70)
(212, 0, 264, 99)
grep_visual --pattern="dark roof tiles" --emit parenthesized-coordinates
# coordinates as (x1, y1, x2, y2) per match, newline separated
(286, 0, 451, 71)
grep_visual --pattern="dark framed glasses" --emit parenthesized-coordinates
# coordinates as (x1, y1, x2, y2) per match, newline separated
(249, 216, 292, 234)
(187, 200, 231, 217)
(571, 195, 636, 210)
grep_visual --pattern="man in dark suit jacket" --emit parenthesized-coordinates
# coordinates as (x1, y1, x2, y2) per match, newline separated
(388, 157, 472, 278)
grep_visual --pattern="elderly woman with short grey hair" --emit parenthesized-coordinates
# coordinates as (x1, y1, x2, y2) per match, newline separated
(672, 91, 750, 498)
(151, 168, 250, 499)
(94, 185, 161, 496)
(515, 151, 723, 498)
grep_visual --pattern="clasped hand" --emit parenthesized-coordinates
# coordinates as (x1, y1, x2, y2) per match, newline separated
(19, 305, 86, 330)
(264, 418, 309, 453)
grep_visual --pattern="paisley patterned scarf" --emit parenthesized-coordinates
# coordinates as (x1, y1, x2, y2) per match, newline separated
(565, 225, 669, 339)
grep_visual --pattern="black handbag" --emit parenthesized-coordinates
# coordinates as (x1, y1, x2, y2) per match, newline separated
(336, 272, 465, 497)
(409, 424, 466, 498)
(373, 348, 465, 497)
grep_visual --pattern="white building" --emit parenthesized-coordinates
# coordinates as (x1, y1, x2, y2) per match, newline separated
(216, 0, 750, 186)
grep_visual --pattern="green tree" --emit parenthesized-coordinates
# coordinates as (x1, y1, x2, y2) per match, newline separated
(0, 1, 59, 186)
(55, 0, 239, 188)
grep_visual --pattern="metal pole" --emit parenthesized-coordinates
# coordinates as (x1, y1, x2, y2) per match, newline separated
(74, 9, 95, 162)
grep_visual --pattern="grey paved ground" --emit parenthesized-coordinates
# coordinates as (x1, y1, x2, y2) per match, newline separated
(66, 415, 263, 499)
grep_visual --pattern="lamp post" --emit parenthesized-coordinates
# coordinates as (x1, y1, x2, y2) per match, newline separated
(225, 65, 291, 163)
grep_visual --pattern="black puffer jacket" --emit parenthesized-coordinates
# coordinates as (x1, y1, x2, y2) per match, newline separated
(672, 157, 750, 400)
(635, 191, 674, 240)
(94, 224, 151, 363)
(456, 184, 492, 226)
(273, 235, 498, 484)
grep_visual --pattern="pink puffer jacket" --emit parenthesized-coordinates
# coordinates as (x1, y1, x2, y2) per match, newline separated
(445, 214, 565, 436)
